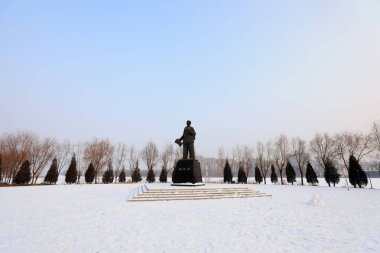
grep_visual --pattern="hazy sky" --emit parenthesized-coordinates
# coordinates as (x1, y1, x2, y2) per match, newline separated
(1, 0, 379, 157)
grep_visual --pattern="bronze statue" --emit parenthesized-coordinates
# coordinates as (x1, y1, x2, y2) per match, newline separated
(175, 120, 196, 159)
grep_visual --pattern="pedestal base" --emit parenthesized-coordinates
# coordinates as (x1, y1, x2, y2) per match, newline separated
(172, 159, 203, 184)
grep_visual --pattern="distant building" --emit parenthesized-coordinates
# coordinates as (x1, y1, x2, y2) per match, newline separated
(197, 156, 220, 177)
(361, 161, 380, 178)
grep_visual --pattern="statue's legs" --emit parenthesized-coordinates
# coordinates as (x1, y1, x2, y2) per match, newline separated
(188, 143, 195, 160)
(183, 144, 189, 159)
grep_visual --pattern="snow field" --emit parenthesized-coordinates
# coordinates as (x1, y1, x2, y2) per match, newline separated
(0, 181, 379, 253)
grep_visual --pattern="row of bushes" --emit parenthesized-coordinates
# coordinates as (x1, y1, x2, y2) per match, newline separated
(9, 155, 168, 185)
(9, 154, 368, 188)
(224, 156, 368, 188)
(222, 159, 319, 185)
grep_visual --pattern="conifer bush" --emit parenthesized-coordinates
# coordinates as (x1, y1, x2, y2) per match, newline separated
(255, 166, 263, 184)
(119, 168, 126, 183)
(13, 160, 31, 184)
(65, 155, 78, 184)
(270, 164, 278, 184)
(324, 159, 340, 187)
(132, 169, 142, 182)
(349, 155, 368, 188)
(85, 162, 95, 184)
(159, 167, 167, 183)
(305, 162, 318, 185)
(102, 161, 114, 184)
(146, 169, 155, 183)
(102, 169, 114, 183)
(285, 161, 296, 185)
(132, 160, 142, 183)
(237, 164, 247, 184)
(357, 169, 368, 188)
(223, 159, 233, 183)
(44, 158, 59, 184)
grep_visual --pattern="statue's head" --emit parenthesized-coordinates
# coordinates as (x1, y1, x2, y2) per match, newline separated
(186, 120, 191, 126)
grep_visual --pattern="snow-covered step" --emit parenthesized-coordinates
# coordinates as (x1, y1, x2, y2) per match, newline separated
(127, 185, 148, 201)
(134, 192, 265, 197)
(129, 194, 270, 202)
(141, 191, 261, 196)
(145, 190, 261, 194)
(147, 189, 258, 193)
(140, 193, 262, 198)
(127, 185, 271, 202)
(130, 194, 267, 200)
(131, 195, 268, 201)
(144, 189, 261, 193)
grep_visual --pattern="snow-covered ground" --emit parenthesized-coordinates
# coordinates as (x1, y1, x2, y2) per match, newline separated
(1, 180, 379, 253)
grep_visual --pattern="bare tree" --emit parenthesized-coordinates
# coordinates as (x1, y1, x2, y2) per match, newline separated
(226, 150, 236, 177)
(29, 136, 55, 184)
(113, 143, 127, 183)
(256, 141, 268, 184)
(140, 141, 159, 171)
(371, 121, 380, 150)
(217, 146, 226, 176)
(273, 135, 289, 185)
(174, 146, 182, 163)
(127, 145, 138, 173)
(291, 137, 309, 185)
(334, 133, 353, 190)
(0, 132, 33, 183)
(55, 140, 72, 175)
(334, 132, 374, 168)
(161, 143, 174, 171)
(310, 133, 336, 171)
(84, 139, 114, 183)
(334, 132, 375, 188)
(233, 144, 246, 180)
(0, 140, 8, 182)
(348, 133, 375, 162)
(233, 145, 244, 169)
(74, 142, 84, 184)
(0, 154, 2, 182)
(243, 145, 254, 178)
(265, 140, 274, 179)
(232, 144, 254, 178)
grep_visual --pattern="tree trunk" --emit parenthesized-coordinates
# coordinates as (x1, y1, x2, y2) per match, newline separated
(279, 169, 283, 185)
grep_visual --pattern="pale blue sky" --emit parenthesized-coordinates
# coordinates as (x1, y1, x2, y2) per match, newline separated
(1, 0, 379, 156)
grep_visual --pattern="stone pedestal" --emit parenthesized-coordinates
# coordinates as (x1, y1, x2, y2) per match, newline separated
(171, 159, 203, 185)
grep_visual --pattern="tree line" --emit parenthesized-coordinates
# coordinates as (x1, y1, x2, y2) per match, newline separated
(219, 121, 380, 188)
(1, 121, 379, 187)
(0, 134, 180, 185)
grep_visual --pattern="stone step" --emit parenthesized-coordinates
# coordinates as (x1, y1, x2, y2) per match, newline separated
(136, 194, 267, 199)
(141, 190, 264, 194)
(145, 191, 257, 194)
(143, 190, 260, 194)
(127, 185, 271, 202)
(140, 191, 261, 196)
(147, 187, 252, 191)
(129, 194, 270, 202)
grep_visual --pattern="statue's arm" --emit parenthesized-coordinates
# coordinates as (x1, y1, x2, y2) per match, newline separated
(189, 127, 196, 136)
(179, 127, 187, 140)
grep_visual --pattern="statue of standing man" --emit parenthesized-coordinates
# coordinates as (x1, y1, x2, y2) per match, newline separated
(175, 120, 196, 160)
